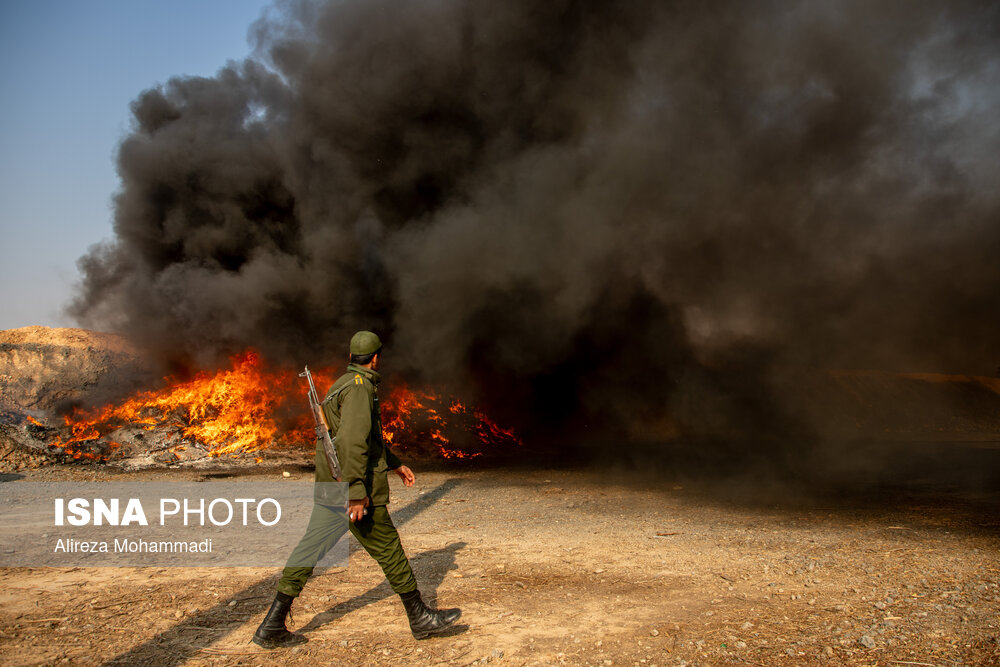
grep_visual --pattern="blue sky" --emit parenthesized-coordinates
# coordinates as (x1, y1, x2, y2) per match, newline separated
(0, 0, 273, 330)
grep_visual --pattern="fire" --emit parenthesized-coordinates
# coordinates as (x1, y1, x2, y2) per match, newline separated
(382, 384, 522, 459)
(50, 351, 313, 461)
(49, 351, 521, 463)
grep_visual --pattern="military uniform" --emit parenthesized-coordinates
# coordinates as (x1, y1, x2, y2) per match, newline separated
(277, 363, 417, 597)
(254, 331, 460, 648)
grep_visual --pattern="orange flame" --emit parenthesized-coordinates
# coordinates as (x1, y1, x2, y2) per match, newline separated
(49, 351, 521, 463)
(50, 351, 314, 461)
(382, 384, 522, 459)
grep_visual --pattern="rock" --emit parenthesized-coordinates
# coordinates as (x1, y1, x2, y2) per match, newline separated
(858, 635, 876, 649)
(0, 326, 148, 414)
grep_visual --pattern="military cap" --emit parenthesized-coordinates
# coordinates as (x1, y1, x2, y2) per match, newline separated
(350, 330, 383, 356)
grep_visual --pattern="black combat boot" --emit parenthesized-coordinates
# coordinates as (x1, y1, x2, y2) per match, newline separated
(252, 592, 308, 649)
(399, 589, 462, 639)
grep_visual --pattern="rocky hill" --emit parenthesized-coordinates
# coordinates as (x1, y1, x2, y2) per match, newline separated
(0, 326, 155, 468)
(0, 326, 149, 414)
(795, 369, 1000, 441)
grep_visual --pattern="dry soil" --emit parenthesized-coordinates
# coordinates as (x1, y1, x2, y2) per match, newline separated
(1, 463, 999, 666)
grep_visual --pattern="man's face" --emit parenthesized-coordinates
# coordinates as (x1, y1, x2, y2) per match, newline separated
(370, 353, 380, 370)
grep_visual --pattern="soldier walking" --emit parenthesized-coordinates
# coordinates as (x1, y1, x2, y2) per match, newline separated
(253, 331, 461, 648)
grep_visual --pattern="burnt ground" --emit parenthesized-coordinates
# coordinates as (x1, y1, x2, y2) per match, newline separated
(1, 452, 999, 667)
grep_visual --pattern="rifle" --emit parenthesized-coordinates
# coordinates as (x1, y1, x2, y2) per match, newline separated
(300, 366, 342, 480)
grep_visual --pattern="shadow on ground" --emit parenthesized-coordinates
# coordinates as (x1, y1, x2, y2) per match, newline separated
(99, 477, 464, 665)
(296, 540, 468, 635)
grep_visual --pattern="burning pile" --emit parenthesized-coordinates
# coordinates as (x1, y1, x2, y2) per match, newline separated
(47, 351, 520, 465)
(49, 351, 305, 462)
(382, 385, 522, 459)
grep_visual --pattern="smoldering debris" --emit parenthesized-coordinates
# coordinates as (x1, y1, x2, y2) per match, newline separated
(68, 0, 1000, 443)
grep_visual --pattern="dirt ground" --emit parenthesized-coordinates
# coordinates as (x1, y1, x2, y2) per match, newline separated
(1, 462, 999, 666)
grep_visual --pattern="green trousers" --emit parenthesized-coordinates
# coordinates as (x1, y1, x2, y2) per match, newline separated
(277, 503, 417, 598)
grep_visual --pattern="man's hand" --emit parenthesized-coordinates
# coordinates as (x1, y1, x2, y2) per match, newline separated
(394, 465, 415, 487)
(348, 496, 370, 522)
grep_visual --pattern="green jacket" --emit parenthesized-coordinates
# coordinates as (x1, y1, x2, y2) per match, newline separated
(315, 364, 402, 504)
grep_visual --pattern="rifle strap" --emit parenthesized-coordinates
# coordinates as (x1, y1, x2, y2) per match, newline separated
(321, 374, 368, 410)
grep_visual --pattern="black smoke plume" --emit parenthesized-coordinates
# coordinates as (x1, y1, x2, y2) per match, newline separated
(70, 0, 1000, 447)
